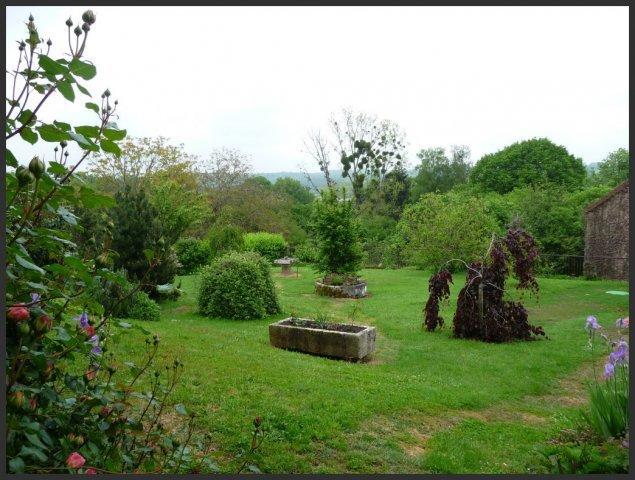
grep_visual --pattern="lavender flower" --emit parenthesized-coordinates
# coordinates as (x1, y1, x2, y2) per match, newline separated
(585, 315, 601, 331)
(30, 292, 41, 304)
(609, 340, 629, 366)
(76, 311, 89, 329)
(604, 362, 615, 378)
(88, 334, 102, 355)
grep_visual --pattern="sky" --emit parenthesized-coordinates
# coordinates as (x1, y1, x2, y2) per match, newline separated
(5, 6, 629, 173)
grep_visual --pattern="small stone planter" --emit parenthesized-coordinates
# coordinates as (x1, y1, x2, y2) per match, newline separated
(269, 318, 376, 361)
(315, 280, 368, 298)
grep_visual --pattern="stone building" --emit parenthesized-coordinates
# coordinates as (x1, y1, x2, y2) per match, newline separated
(583, 180, 629, 280)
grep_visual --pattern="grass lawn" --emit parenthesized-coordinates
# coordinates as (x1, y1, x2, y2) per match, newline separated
(113, 267, 629, 473)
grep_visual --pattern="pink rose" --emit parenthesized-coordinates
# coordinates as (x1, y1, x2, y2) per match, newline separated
(7, 304, 30, 323)
(66, 452, 86, 469)
(85, 468, 97, 474)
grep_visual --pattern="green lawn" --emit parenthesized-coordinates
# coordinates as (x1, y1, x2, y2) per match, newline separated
(113, 267, 628, 473)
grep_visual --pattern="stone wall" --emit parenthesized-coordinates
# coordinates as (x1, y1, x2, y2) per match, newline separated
(583, 181, 629, 280)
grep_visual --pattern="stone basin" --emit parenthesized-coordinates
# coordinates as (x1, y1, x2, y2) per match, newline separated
(269, 317, 376, 361)
(315, 280, 367, 298)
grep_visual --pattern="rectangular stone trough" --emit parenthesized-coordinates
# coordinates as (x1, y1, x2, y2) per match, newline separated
(269, 318, 376, 361)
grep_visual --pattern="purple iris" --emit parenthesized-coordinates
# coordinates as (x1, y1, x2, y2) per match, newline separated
(609, 341, 629, 365)
(585, 315, 601, 331)
(89, 334, 102, 355)
(30, 292, 41, 304)
(77, 311, 89, 329)
(604, 362, 615, 378)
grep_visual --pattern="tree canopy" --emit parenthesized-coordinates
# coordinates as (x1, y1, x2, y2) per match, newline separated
(469, 138, 586, 193)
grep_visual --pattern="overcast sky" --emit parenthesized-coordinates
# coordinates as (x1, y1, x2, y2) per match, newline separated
(6, 6, 629, 172)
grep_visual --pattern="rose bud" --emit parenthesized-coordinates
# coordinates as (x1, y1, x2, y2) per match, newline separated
(9, 390, 26, 410)
(85, 469, 97, 475)
(82, 10, 96, 25)
(46, 38, 52, 46)
(66, 452, 85, 469)
(35, 314, 52, 333)
(28, 156, 45, 179)
(7, 304, 30, 323)
(104, 89, 111, 98)
(82, 23, 90, 33)
(73, 26, 82, 36)
(99, 406, 112, 417)
(60, 140, 68, 148)
(16, 166, 35, 186)
(18, 322, 31, 337)
(66, 17, 73, 27)
(83, 325, 96, 337)
(28, 397, 37, 411)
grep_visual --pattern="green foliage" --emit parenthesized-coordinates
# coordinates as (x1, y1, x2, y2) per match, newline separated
(590, 148, 629, 187)
(505, 185, 612, 270)
(293, 241, 318, 264)
(110, 185, 160, 280)
(470, 138, 587, 194)
(127, 290, 161, 321)
(243, 232, 288, 262)
(175, 237, 210, 274)
(110, 185, 180, 296)
(273, 177, 314, 205)
(410, 145, 471, 200)
(148, 176, 206, 244)
(397, 192, 500, 270)
(207, 224, 244, 258)
(311, 189, 363, 276)
(4, 12, 226, 474)
(535, 439, 629, 474)
(198, 252, 280, 320)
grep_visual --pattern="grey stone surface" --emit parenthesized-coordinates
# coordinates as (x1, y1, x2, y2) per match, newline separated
(315, 281, 368, 298)
(269, 318, 376, 361)
(584, 181, 629, 280)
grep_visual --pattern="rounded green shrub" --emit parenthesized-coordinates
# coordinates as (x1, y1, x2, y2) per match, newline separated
(175, 237, 209, 274)
(208, 224, 244, 258)
(198, 251, 280, 320)
(243, 232, 287, 262)
(127, 290, 161, 321)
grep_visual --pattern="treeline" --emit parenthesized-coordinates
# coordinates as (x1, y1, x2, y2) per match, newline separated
(77, 114, 629, 305)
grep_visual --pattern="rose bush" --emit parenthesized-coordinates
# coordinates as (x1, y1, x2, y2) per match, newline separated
(5, 12, 263, 474)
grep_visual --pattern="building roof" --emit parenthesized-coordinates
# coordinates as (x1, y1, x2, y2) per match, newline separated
(585, 180, 630, 213)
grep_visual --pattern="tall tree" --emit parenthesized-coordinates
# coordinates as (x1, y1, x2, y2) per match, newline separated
(469, 138, 586, 194)
(89, 136, 196, 193)
(410, 145, 471, 200)
(591, 148, 629, 187)
(304, 109, 406, 205)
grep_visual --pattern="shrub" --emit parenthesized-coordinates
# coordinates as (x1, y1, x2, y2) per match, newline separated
(5, 13, 247, 474)
(243, 232, 287, 262)
(127, 290, 161, 321)
(293, 241, 318, 264)
(208, 224, 244, 258)
(198, 252, 280, 320)
(175, 237, 209, 274)
(424, 228, 545, 342)
(311, 188, 362, 277)
(398, 192, 500, 271)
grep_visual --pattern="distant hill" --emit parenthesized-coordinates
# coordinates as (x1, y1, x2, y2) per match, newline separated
(255, 170, 344, 189)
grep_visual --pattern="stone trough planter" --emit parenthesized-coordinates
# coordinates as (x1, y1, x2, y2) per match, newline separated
(269, 317, 376, 361)
(315, 280, 368, 298)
